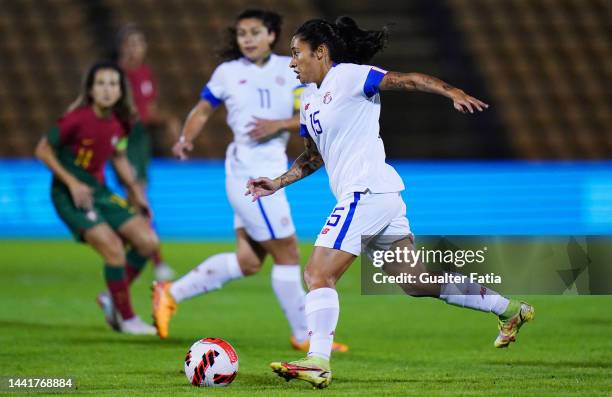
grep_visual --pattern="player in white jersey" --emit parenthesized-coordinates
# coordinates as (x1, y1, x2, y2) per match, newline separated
(247, 17, 535, 389)
(152, 9, 348, 353)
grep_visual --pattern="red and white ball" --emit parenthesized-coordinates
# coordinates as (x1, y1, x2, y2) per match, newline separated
(184, 338, 239, 387)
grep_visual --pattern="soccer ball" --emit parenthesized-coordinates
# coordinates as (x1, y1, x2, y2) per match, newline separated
(184, 338, 239, 387)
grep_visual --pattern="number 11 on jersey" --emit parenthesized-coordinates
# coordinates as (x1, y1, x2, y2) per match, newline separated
(257, 89, 271, 108)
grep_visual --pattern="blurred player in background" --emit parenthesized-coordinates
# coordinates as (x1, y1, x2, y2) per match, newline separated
(35, 61, 158, 335)
(153, 9, 347, 353)
(115, 23, 179, 281)
(247, 17, 534, 388)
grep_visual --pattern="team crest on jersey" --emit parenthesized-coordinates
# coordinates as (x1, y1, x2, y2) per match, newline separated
(275, 76, 285, 86)
(323, 92, 332, 104)
(305, 103, 310, 110)
(82, 138, 94, 146)
(111, 135, 119, 147)
(141, 80, 153, 96)
(239, 79, 247, 85)
(321, 227, 330, 235)
(86, 210, 98, 221)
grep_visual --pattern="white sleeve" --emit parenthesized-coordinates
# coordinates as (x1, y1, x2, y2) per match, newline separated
(199, 64, 227, 107)
(340, 63, 388, 99)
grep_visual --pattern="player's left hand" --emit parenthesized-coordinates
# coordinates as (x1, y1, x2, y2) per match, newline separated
(246, 117, 283, 141)
(127, 185, 153, 219)
(450, 89, 489, 114)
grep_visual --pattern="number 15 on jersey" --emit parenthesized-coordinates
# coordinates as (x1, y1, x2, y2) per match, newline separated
(309, 110, 323, 135)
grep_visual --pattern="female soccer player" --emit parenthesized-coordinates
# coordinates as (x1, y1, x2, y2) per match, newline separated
(115, 23, 179, 281)
(35, 61, 159, 335)
(153, 9, 348, 353)
(247, 17, 535, 389)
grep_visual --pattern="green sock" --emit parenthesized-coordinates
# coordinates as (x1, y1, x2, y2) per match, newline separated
(104, 264, 125, 281)
(499, 300, 520, 320)
(126, 249, 148, 272)
(126, 249, 149, 284)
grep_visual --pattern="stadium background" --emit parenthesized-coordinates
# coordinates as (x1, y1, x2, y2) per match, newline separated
(0, 0, 611, 239)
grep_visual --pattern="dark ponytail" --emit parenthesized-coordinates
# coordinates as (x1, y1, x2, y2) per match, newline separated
(335, 16, 388, 64)
(294, 16, 388, 64)
(218, 9, 283, 61)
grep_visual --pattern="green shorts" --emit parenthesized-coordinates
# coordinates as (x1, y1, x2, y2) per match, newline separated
(126, 122, 152, 183)
(51, 182, 137, 241)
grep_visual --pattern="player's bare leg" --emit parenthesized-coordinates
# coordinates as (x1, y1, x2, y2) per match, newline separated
(133, 182, 176, 281)
(259, 235, 348, 354)
(271, 246, 355, 389)
(153, 228, 259, 338)
(118, 215, 160, 284)
(383, 236, 534, 348)
(86, 223, 155, 335)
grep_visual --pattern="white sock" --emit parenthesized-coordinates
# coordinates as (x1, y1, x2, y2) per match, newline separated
(271, 264, 308, 342)
(170, 253, 243, 303)
(305, 288, 339, 361)
(439, 272, 509, 315)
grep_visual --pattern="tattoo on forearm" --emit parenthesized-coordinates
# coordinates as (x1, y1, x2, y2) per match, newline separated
(383, 72, 417, 90)
(277, 138, 323, 188)
(383, 72, 456, 95)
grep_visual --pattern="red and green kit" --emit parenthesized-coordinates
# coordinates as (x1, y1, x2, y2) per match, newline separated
(47, 106, 136, 240)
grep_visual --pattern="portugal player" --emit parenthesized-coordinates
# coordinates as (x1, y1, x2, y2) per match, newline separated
(35, 61, 158, 335)
(116, 23, 180, 281)
(247, 17, 535, 388)
(153, 9, 348, 353)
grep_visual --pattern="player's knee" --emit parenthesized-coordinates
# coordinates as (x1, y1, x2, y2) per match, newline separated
(102, 236, 126, 265)
(304, 266, 336, 290)
(143, 231, 160, 255)
(133, 229, 159, 257)
(236, 254, 262, 276)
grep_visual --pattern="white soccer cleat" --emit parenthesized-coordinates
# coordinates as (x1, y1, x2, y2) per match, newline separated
(120, 316, 157, 335)
(154, 263, 176, 281)
(96, 291, 120, 331)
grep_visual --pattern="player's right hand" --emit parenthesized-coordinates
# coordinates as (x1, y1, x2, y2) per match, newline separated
(245, 177, 280, 201)
(69, 181, 93, 210)
(172, 138, 193, 160)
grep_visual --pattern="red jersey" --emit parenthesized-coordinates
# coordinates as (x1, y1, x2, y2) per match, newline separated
(49, 106, 128, 184)
(125, 64, 157, 123)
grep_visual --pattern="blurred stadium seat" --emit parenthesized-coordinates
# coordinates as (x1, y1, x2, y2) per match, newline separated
(0, 0, 609, 159)
(451, 0, 612, 158)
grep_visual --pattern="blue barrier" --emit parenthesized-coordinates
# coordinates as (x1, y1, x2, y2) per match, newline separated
(1, 159, 611, 238)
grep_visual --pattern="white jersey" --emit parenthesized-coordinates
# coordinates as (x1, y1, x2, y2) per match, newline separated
(201, 54, 302, 177)
(299, 63, 405, 199)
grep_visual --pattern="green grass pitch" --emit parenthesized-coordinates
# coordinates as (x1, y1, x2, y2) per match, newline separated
(1, 240, 611, 396)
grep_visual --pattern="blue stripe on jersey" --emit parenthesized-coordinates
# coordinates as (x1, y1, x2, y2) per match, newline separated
(363, 68, 386, 98)
(256, 198, 276, 239)
(333, 192, 362, 250)
(200, 85, 222, 108)
(299, 123, 309, 137)
(294, 84, 307, 90)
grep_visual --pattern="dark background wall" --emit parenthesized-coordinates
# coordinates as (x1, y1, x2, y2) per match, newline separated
(0, 0, 610, 159)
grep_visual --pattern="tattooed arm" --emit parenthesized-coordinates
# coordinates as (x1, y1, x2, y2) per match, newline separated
(380, 71, 489, 114)
(246, 136, 323, 200)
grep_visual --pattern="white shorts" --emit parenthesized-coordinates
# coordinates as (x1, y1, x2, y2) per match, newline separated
(315, 191, 411, 256)
(226, 175, 296, 242)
